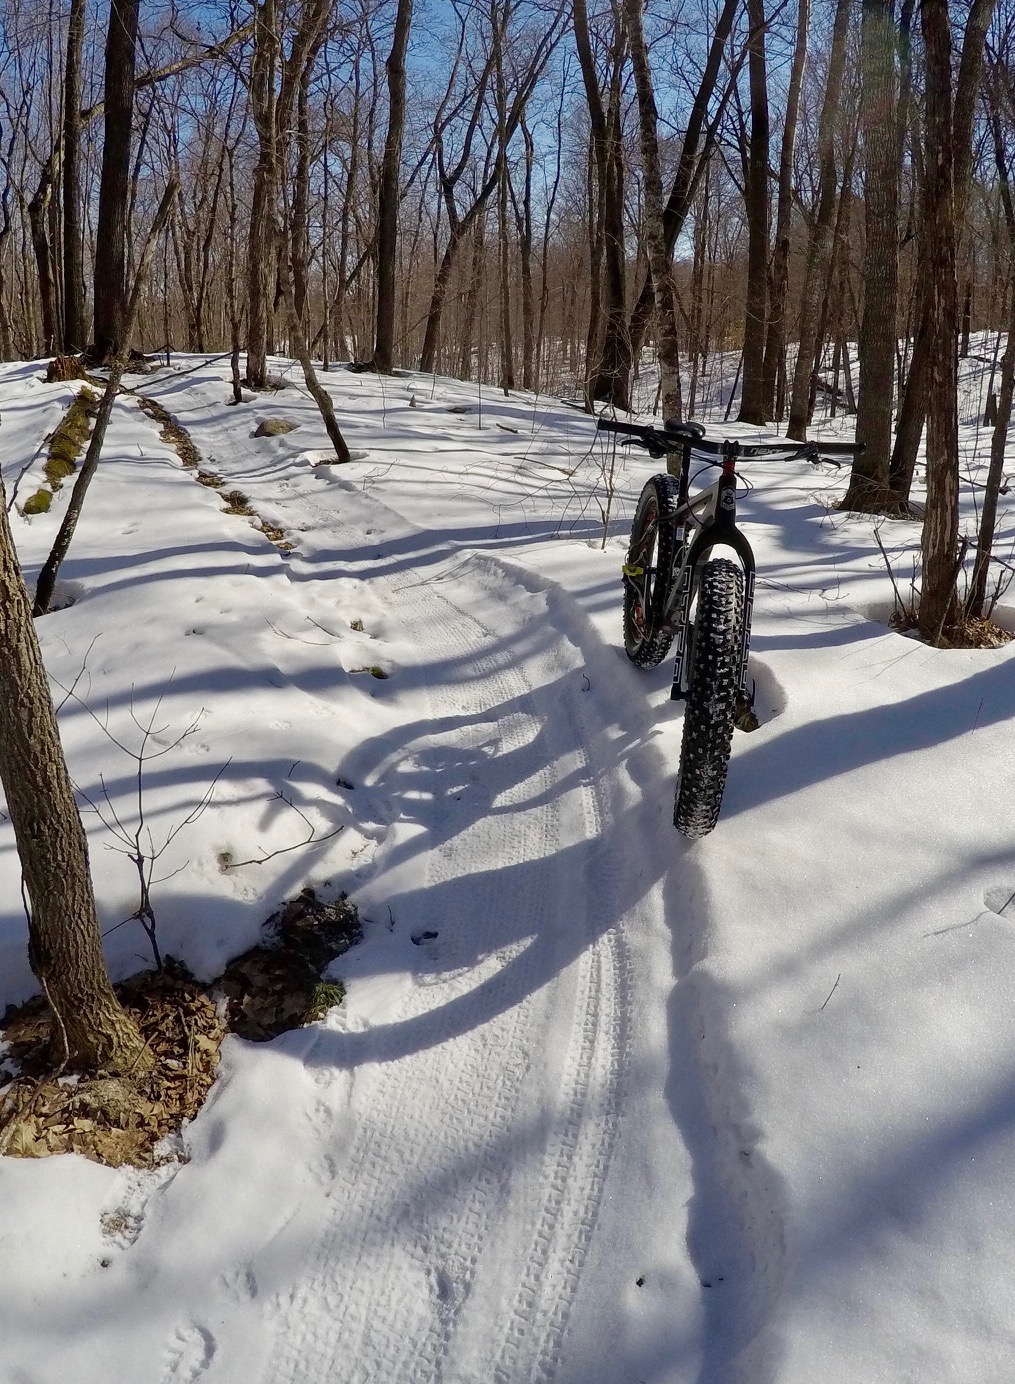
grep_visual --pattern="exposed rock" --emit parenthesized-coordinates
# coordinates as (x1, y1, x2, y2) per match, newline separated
(253, 418, 299, 438)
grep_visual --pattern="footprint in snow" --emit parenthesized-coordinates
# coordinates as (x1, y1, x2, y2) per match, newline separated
(158, 1324, 216, 1383)
(216, 1264, 258, 1303)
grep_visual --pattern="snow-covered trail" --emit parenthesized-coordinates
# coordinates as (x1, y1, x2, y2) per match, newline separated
(1, 366, 750, 1384)
(194, 427, 711, 1384)
(7, 353, 1015, 1382)
(119, 402, 706, 1383)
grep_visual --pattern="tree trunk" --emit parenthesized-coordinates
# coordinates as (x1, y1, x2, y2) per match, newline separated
(574, 0, 629, 409)
(512, 120, 536, 391)
(62, 0, 87, 352)
(495, 37, 514, 395)
(784, 0, 849, 444)
(92, 0, 140, 361)
(277, 225, 351, 462)
(917, 0, 959, 640)
(890, 0, 995, 501)
(762, 0, 810, 419)
(625, 0, 682, 421)
(372, 0, 413, 372)
(959, 277, 972, 356)
(245, 0, 279, 388)
(458, 213, 486, 379)
(34, 180, 179, 618)
(29, 162, 59, 356)
(738, 0, 770, 425)
(625, 0, 741, 382)
(967, 278, 1015, 618)
(291, 35, 324, 327)
(0, 485, 150, 1075)
(844, 0, 899, 510)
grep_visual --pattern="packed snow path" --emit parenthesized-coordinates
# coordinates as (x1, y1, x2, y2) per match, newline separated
(128, 384, 726, 1384)
(4, 356, 1015, 1383)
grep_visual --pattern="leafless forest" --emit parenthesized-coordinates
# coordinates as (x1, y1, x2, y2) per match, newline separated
(1, 0, 1014, 624)
(0, 0, 1013, 1081)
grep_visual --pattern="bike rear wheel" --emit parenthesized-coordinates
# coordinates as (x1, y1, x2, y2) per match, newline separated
(673, 558, 745, 838)
(623, 475, 682, 668)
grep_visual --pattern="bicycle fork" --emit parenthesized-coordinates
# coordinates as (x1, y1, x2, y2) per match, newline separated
(669, 562, 756, 705)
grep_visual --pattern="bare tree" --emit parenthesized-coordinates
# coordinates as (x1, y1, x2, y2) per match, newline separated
(62, 0, 87, 351)
(246, 0, 331, 388)
(92, 0, 141, 361)
(786, 0, 852, 440)
(737, 0, 771, 424)
(918, 0, 998, 639)
(625, 0, 682, 420)
(34, 179, 180, 617)
(0, 475, 150, 1076)
(372, 0, 414, 371)
(890, 0, 997, 502)
(842, 0, 900, 510)
(762, 0, 810, 419)
(574, 0, 629, 409)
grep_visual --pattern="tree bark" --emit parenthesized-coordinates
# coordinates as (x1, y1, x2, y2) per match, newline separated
(890, 0, 995, 500)
(574, 0, 630, 409)
(762, 0, 810, 419)
(738, 0, 770, 425)
(786, 0, 851, 440)
(29, 161, 59, 356)
(372, 0, 413, 372)
(917, 0, 959, 639)
(92, 0, 140, 361)
(843, 0, 899, 510)
(0, 483, 149, 1075)
(62, 0, 87, 352)
(245, 0, 280, 388)
(625, 0, 682, 421)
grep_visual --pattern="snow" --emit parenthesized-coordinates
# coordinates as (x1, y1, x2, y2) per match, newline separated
(1, 348, 1014, 1381)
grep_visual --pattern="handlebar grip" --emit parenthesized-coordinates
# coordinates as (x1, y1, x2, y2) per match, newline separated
(596, 418, 654, 439)
(812, 440, 865, 456)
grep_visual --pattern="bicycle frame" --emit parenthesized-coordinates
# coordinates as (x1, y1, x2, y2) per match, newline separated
(662, 440, 755, 703)
(604, 415, 862, 700)
(601, 415, 864, 834)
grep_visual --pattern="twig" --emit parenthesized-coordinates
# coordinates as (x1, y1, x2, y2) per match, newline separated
(933, 535, 969, 646)
(222, 791, 344, 868)
(819, 973, 841, 1011)
(873, 524, 907, 622)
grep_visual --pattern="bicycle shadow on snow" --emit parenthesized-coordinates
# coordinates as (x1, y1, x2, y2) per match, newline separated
(282, 627, 792, 1383)
(301, 667, 664, 1068)
(663, 836, 791, 1384)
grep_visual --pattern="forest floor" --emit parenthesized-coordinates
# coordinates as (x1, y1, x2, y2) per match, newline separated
(1, 350, 1014, 1383)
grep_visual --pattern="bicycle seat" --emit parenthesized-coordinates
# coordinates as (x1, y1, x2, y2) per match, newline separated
(663, 418, 706, 441)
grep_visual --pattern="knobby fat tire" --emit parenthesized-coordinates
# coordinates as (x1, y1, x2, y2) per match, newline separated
(623, 474, 682, 668)
(673, 558, 745, 838)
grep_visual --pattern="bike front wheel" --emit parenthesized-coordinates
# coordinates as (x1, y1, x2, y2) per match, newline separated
(623, 474, 682, 668)
(673, 558, 746, 838)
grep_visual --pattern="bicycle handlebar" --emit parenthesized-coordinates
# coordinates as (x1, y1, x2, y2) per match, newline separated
(596, 416, 863, 463)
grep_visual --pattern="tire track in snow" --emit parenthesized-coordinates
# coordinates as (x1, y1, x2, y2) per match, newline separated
(122, 411, 638, 1383)
(484, 655, 631, 1384)
(254, 546, 632, 1384)
(259, 569, 569, 1384)
(401, 579, 631, 1384)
